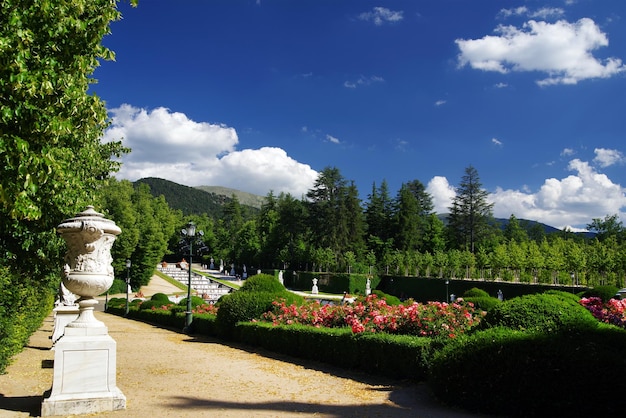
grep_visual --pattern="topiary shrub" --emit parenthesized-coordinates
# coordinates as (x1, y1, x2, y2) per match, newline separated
(428, 325, 626, 416)
(371, 290, 402, 305)
(463, 296, 500, 312)
(543, 289, 582, 303)
(478, 292, 598, 333)
(463, 287, 490, 298)
(178, 295, 205, 308)
(216, 290, 303, 338)
(216, 291, 278, 336)
(150, 293, 171, 303)
(239, 273, 285, 293)
(581, 285, 620, 302)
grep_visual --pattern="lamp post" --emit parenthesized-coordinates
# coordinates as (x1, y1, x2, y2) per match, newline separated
(445, 279, 449, 303)
(124, 258, 131, 316)
(180, 221, 207, 333)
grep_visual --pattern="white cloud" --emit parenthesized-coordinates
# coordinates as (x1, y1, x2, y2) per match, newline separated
(593, 148, 625, 168)
(358, 7, 403, 26)
(429, 157, 626, 229)
(494, 82, 508, 88)
(426, 176, 456, 214)
(456, 18, 626, 85)
(492, 138, 503, 146)
(102, 104, 318, 196)
(499, 6, 564, 20)
(561, 148, 575, 157)
(326, 134, 340, 144)
(344, 75, 384, 89)
(435, 99, 447, 106)
(489, 159, 626, 229)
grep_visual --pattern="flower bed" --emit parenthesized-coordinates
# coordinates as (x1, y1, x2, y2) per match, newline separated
(580, 296, 626, 328)
(260, 294, 483, 338)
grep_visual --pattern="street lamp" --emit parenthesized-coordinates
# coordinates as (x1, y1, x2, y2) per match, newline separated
(124, 258, 131, 316)
(445, 279, 449, 303)
(180, 221, 207, 333)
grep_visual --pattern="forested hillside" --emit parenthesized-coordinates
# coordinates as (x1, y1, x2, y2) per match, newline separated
(134, 177, 259, 218)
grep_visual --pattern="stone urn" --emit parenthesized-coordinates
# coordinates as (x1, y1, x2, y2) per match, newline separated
(57, 206, 121, 328)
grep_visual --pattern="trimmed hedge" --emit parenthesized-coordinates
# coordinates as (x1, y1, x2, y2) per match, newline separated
(478, 292, 598, 333)
(462, 296, 501, 312)
(429, 325, 626, 416)
(151, 293, 171, 303)
(463, 287, 490, 298)
(235, 322, 432, 380)
(239, 274, 285, 293)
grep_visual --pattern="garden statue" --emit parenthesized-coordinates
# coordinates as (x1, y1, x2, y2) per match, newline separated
(42, 206, 125, 415)
(312, 278, 319, 295)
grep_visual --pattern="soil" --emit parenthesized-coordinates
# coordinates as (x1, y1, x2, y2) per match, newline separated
(0, 275, 486, 418)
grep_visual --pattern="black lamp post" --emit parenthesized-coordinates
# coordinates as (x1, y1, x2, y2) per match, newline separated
(445, 279, 449, 303)
(124, 258, 131, 316)
(180, 222, 207, 333)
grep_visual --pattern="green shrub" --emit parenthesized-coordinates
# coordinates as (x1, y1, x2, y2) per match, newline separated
(106, 297, 126, 309)
(478, 292, 598, 333)
(463, 296, 500, 312)
(138, 300, 172, 310)
(216, 291, 278, 336)
(428, 325, 626, 416)
(178, 295, 205, 308)
(371, 290, 402, 305)
(463, 287, 489, 298)
(543, 289, 581, 303)
(581, 285, 620, 302)
(106, 278, 127, 295)
(150, 293, 171, 303)
(240, 273, 285, 293)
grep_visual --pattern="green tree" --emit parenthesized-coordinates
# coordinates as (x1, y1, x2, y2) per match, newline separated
(587, 214, 625, 243)
(447, 165, 495, 252)
(393, 184, 421, 252)
(504, 214, 528, 243)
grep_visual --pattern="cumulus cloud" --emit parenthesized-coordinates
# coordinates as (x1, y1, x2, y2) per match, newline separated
(499, 6, 564, 20)
(490, 159, 626, 229)
(456, 18, 626, 85)
(593, 148, 625, 168)
(358, 7, 403, 26)
(492, 138, 503, 146)
(428, 157, 626, 229)
(427, 176, 456, 214)
(435, 99, 447, 106)
(102, 104, 318, 196)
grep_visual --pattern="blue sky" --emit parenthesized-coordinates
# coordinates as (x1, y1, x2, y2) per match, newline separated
(96, 1, 626, 230)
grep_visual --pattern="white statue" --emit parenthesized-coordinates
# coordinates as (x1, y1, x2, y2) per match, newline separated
(312, 278, 319, 295)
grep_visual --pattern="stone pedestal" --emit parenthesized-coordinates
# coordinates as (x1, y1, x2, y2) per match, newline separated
(41, 320, 126, 416)
(41, 206, 125, 416)
(51, 305, 80, 346)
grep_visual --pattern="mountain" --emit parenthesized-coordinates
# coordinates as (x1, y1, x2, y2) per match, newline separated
(195, 185, 265, 209)
(134, 177, 229, 217)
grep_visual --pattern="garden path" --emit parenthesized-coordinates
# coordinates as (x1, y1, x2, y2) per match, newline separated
(0, 275, 491, 417)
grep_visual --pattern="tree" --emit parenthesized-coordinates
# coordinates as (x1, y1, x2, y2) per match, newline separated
(393, 184, 421, 251)
(504, 214, 528, 243)
(447, 165, 495, 252)
(587, 214, 625, 243)
(0, 0, 131, 276)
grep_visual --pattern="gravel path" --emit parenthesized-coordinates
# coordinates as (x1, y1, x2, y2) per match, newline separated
(0, 276, 486, 418)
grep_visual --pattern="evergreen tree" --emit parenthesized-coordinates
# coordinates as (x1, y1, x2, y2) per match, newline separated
(306, 166, 347, 259)
(393, 184, 421, 251)
(504, 214, 528, 243)
(447, 165, 495, 252)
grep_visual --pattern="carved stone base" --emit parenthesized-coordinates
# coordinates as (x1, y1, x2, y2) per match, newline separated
(51, 305, 80, 346)
(41, 326, 125, 416)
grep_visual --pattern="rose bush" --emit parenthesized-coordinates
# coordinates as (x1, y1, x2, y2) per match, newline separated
(580, 296, 626, 328)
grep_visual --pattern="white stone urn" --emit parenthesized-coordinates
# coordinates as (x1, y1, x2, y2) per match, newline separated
(57, 206, 121, 328)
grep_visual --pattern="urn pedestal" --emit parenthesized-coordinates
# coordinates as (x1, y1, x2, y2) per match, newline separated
(42, 206, 126, 416)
